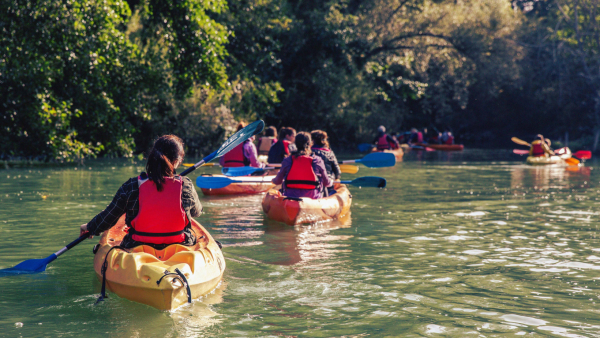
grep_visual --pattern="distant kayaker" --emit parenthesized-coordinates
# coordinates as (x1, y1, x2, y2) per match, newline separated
(257, 126, 278, 156)
(220, 122, 265, 168)
(79, 135, 202, 249)
(441, 128, 454, 145)
(267, 127, 297, 164)
(272, 132, 332, 199)
(373, 126, 400, 150)
(529, 134, 553, 157)
(408, 128, 423, 144)
(311, 129, 341, 195)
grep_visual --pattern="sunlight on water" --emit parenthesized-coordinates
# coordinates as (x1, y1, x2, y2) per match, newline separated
(1, 151, 600, 337)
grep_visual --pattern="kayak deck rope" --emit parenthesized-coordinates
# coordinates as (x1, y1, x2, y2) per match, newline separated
(96, 245, 128, 305)
(156, 268, 192, 304)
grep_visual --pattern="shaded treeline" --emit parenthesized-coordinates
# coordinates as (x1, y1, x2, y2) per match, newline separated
(1, 0, 598, 161)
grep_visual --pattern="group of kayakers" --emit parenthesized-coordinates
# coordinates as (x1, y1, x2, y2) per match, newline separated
(394, 127, 455, 146)
(222, 124, 342, 200)
(79, 124, 344, 249)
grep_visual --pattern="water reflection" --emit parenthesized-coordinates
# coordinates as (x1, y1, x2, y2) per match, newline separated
(510, 165, 591, 191)
(201, 193, 354, 267)
(263, 214, 352, 266)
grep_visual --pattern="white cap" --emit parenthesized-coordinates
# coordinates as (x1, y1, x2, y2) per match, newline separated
(377, 125, 386, 133)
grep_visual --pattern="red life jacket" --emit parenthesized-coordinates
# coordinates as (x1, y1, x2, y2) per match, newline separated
(130, 176, 189, 244)
(222, 143, 248, 167)
(417, 132, 424, 143)
(444, 135, 454, 145)
(531, 143, 545, 157)
(282, 140, 292, 155)
(377, 135, 391, 150)
(285, 155, 319, 190)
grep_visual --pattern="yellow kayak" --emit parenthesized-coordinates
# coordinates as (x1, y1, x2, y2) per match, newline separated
(93, 215, 225, 311)
(526, 148, 573, 165)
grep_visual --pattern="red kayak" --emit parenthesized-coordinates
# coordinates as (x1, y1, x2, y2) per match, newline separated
(414, 143, 464, 151)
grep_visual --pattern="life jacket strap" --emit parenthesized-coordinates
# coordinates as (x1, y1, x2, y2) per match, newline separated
(285, 180, 319, 187)
(128, 228, 185, 237)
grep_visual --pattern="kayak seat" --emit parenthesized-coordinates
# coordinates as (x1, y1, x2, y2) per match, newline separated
(131, 244, 192, 262)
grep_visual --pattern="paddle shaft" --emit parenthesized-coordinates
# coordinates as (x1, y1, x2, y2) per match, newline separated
(52, 234, 91, 259)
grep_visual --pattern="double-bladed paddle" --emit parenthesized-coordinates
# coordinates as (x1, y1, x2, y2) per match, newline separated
(341, 152, 396, 168)
(222, 166, 275, 177)
(0, 120, 266, 275)
(196, 175, 386, 189)
(222, 163, 360, 177)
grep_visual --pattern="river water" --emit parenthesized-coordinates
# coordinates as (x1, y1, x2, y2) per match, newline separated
(1, 149, 600, 337)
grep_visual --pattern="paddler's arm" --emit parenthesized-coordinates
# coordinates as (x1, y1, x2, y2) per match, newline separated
(182, 177, 202, 217)
(272, 157, 292, 185)
(330, 150, 342, 180)
(313, 156, 333, 188)
(83, 178, 136, 236)
(243, 141, 265, 169)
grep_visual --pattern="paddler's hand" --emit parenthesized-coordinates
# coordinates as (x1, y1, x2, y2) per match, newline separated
(80, 224, 93, 238)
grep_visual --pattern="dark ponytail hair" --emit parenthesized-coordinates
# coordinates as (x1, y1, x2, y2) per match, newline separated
(146, 135, 185, 191)
(295, 132, 312, 156)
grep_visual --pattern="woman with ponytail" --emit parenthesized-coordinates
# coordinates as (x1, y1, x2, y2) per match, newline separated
(79, 135, 202, 249)
(272, 132, 332, 199)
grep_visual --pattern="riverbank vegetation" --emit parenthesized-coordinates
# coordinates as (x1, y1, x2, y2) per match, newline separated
(2, 0, 599, 161)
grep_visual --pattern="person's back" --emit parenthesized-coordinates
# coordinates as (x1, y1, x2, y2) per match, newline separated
(80, 135, 202, 250)
(311, 130, 341, 184)
(257, 126, 278, 155)
(373, 125, 399, 150)
(529, 135, 552, 157)
(268, 127, 296, 164)
(272, 132, 332, 199)
(221, 122, 264, 168)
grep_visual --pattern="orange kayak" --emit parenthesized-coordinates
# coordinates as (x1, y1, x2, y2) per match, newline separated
(261, 184, 352, 225)
(371, 147, 404, 160)
(414, 143, 464, 151)
(93, 215, 225, 311)
(199, 174, 275, 196)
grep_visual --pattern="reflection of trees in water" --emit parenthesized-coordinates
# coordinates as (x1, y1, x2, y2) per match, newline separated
(263, 213, 353, 266)
(510, 166, 591, 192)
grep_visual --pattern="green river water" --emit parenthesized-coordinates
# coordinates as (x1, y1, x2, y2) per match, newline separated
(1, 149, 600, 337)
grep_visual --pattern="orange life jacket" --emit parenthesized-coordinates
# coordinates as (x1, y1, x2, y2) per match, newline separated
(285, 155, 319, 190)
(531, 142, 545, 157)
(258, 136, 275, 154)
(130, 176, 189, 244)
(222, 143, 248, 167)
(377, 135, 391, 150)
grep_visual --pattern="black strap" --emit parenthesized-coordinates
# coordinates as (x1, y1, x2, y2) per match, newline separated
(285, 180, 319, 187)
(96, 245, 128, 304)
(128, 228, 185, 237)
(156, 268, 192, 304)
(224, 160, 245, 164)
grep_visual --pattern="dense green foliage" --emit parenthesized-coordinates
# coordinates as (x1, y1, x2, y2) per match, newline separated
(2, 0, 600, 160)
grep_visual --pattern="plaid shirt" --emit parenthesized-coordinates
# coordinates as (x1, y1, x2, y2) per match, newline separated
(86, 175, 202, 236)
